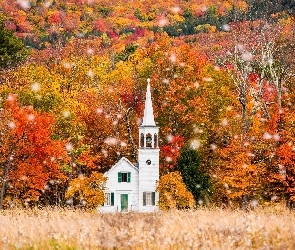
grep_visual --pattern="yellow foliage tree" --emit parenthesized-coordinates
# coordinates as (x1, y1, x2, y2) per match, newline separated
(156, 171, 195, 210)
(65, 172, 107, 209)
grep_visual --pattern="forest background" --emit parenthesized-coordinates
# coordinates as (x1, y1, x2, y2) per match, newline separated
(0, 0, 295, 210)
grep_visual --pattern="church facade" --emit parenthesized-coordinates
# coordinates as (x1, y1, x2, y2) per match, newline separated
(98, 79, 159, 212)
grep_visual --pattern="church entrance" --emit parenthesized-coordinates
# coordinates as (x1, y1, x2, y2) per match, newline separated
(120, 194, 128, 211)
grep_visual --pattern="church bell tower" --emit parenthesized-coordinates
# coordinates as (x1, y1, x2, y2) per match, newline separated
(138, 78, 159, 211)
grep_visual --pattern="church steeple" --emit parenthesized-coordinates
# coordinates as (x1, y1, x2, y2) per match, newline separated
(138, 78, 160, 211)
(141, 78, 156, 127)
(139, 79, 159, 149)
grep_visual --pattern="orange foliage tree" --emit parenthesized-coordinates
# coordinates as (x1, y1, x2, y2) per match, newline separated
(0, 94, 68, 208)
(156, 171, 195, 210)
(65, 171, 107, 209)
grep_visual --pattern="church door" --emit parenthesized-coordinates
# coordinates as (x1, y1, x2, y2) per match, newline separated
(120, 194, 128, 211)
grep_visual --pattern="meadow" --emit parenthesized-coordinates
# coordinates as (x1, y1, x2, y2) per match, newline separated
(0, 205, 295, 249)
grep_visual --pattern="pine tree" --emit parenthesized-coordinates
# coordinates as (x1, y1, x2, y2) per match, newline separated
(176, 146, 213, 206)
(0, 16, 28, 70)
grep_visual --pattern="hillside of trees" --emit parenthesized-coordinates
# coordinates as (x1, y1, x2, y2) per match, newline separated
(0, 0, 295, 209)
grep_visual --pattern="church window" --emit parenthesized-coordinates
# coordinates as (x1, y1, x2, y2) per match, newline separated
(104, 192, 114, 206)
(146, 133, 152, 148)
(118, 172, 131, 183)
(143, 192, 155, 206)
(154, 134, 158, 148)
(140, 133, 144, 147)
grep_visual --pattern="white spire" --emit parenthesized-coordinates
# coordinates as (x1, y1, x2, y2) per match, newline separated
(141, 78, 156, 126)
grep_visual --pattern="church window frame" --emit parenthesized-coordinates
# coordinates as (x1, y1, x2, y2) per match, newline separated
(118, 172, 131, 183)
(140, 133, 144, 147)
(154, 133, 158, 148)
(104, 192, 114, 206)
(143, 192, 155, 206)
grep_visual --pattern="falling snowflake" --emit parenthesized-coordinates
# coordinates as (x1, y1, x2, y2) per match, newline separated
(158, 18, 168, 27)
(136, 118, 142, 125)
(267, 58, 273, 64)
(96, 107, 103, 114)
(190, 139, 201, 150)
(7, 94, 16, 102)
(21, 175, 27, 180)
(222, 24, 230, 31)
(17, 0, 30, 9)
(166, 134, 174, 142)
(31, 82, 40, 92)
(65, 143, 74, 152)
(203, 77, 213, 82)
(63, 62, 72, 69)
(66, 197, 73, 205)
(273, 133, 280, 141)
(171, 6, 181, 13)
(201, 6, 208, 12)
(101, 149, 108, 157)
(169, 54, 177, 63)
(8, 121, 16, 129)
(221, 119, 228, 126)
(263, 132, 272, 140)
(63, 111, 71, 118)
(165, 157, 173, 162)
(193, 126, 203, 134)
(241, 52, 253, 61)
(194, 82, 200, 89)
(163, 76, 170, 83)
(250, 199, 259, 208)
(120, 141, 127, 147)
(210, 144, 217, 150)
(44, 1, 51, 8)
(87, 69, 95, 78)
(87, 48, 94, 55)
(27, 114, 35, 121)
(104, 137, 118, 145)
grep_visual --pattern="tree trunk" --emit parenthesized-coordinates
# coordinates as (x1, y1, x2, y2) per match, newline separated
(124, 108, 136, 160)
(0, 156, 13, 209)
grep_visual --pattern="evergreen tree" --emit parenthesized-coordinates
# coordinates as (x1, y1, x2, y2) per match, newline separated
(0, 16, 28, 70)
(176, 146, 213, 206)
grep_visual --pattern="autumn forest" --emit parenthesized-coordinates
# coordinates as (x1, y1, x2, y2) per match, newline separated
(0, 0, 295, 210)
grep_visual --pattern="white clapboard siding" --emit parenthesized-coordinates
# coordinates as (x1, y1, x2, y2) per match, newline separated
(98, 157, 139, 212)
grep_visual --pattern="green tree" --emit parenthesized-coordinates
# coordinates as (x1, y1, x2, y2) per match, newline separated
(0, 16, 28, 70)
(176, 146, 213, 206)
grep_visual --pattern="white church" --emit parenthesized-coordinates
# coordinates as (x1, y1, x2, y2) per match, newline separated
(98, 79, 160, 212)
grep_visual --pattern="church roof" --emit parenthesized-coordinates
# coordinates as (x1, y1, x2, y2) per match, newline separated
(141, 78, 156, 126)
(104, 157, 139, 176)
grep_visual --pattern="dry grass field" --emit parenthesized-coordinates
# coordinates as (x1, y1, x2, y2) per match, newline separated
(0, 205, 295, 249)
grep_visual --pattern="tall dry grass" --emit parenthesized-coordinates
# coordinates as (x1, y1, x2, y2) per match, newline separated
(0, 205, 295, 249)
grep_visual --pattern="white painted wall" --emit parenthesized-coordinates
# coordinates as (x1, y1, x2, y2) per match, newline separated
(138, 148, 159, 212)
(97, 158, 139, 213)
